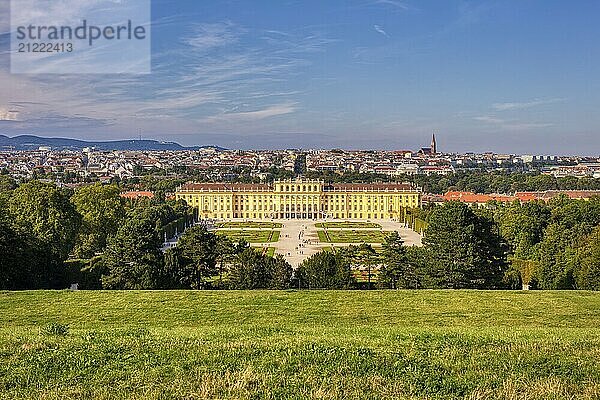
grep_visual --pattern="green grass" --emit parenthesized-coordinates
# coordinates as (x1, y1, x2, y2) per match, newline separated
(2, 291, 600, 399)
(217, 229, 280, 243)
(315, 221, 382, 229)
(270, 231, 280, 243)
(317, 230, 329, 243)
(318, 230, 389, 243)
(216, 221, 283, 229)
(252, 247, 277, 257)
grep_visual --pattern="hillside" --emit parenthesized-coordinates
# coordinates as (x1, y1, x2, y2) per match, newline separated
(0, 134, 225, 151)
(1, 290, 599, 399)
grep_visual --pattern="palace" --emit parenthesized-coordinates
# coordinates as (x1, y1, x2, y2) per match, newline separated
(175, 179, 422, 220)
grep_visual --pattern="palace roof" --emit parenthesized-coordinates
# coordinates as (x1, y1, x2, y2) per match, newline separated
(179, 183, 271, 192)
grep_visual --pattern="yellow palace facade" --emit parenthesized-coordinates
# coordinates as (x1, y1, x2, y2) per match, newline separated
(175, 179, 421, 220)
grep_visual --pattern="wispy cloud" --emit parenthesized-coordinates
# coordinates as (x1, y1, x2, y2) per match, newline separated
(473, 115, 553, 131)
(184, 22, 242, 52)
(371, 0, 409, 10)
(492, 98, 566, 111)
(373, 25, 389, 37)
(0, 17, 334, 136)
(203, 102, 298, 123)
(469, 97, 564, 132)
(0, 107, 19, 121)
(473, 116, 504, 124)
(455, 1, 492, 27)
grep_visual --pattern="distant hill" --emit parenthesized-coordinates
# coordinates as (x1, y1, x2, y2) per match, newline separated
(0, 135, 225, 151)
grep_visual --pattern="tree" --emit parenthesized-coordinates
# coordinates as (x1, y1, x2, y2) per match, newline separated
(163, 247, 183, 289)
(492, 200, 550, 289)
(173, 226, 219, 289)
(219, 247, 293, 290)
(214, 237, 243, 286)
(9, 181, 81, 261)
(0, 175, 16, 198)
(0, 206, 25, 289)
(345, 244, 379, 289)
(573, 226, 600, 290)
(297, 251, 353, 289)
(495, 200, 550, 260)
(535, 224, 575, 289)
(71, 183, 125, 258)
(228, 248, 269, 289)
(101, 218, 164, 289)
(5, 181, 81, 289)
(0, 226, 49, 290)
(380, 232, 416, 289)
(535, 197, 600, 289)
(422, 202, 508, 289)
(268, 254, 293, 289)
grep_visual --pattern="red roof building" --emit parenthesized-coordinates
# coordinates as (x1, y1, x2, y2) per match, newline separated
(120, 191, 155, 200)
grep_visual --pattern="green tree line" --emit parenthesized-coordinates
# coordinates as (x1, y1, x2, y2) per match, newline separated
(2, 176, 600, 291)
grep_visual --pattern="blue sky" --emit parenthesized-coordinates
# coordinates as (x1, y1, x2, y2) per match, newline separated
(1, 0, 600, 154)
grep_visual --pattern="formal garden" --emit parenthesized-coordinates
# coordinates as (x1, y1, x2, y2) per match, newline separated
(254, 247, 276, 257)
(315, 221, 382, 229)
(217, 229, 281, 243)
(318, 229, 389, 243)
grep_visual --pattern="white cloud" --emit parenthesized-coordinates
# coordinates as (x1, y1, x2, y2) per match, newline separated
(373, 25, 389, 37)
(0, 107, 19, 121)
(10, 0, 134, 28)
(372, 0, 408, 10)
(0, 17, 334, 137)
(492, 98, 565, 111)
(204, 103, 297, 123)
(7, 1, 151, 73)
(184, 22, 241, 52)
(503, 122, 554, 130)
(473, 115, 553, 131)
(473, 116, 505, 124)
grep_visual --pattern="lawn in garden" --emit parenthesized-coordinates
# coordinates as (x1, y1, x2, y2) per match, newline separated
(253, 247, 277, 257)
(217, 229, 280, 243)
(318, 230, 389, 243)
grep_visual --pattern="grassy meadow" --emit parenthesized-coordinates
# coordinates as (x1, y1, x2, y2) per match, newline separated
(1, 290, 600, 399)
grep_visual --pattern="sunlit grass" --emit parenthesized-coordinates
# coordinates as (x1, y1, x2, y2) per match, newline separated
(319, 230, 389, 243)
(1, 290, 600, 399)
(252, 247, 276, 257)
(217, 229, 280, 243)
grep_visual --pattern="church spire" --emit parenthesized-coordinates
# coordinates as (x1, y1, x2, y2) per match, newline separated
(431, 133, 437, 155)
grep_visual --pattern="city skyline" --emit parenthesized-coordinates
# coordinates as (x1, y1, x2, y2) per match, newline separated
(1, 0, 599, 154)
